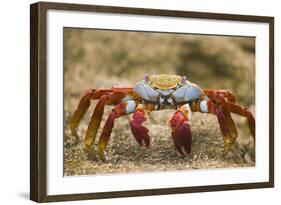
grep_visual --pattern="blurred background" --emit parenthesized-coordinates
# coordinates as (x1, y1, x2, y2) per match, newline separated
(64, 28, 255, 106)
(63, 28, 255, 175)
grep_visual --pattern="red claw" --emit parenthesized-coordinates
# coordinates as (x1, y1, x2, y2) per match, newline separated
(130, 109, 150, 147)
(169, 111, 192, 155)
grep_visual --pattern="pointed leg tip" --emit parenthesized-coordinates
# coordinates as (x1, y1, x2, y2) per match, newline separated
(97, 148, 107, 162)
(83, 147, 99, 161)
(70, 130, 78, 139)
(183, 145, 191, 155)
(135, 135, 150, 148)
(83, 146, 107, 161)
(175, 144, 192, 156)
(175, 145, 185, 156)
(142, 138, 150, 147)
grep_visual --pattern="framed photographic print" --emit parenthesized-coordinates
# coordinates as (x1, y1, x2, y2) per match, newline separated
(30, 1, 274, 202)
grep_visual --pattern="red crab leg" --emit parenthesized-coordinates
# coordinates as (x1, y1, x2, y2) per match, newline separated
(68, 90, 95, 137)
(68, 89, 112, 137)
(202, 98, 239, 151)
(130, 105, 150, 147)
(68, 88, 135, 136)
(216, 95, 239, 149)
(169, 104, 192, 155)
(96, 102, 128, 161)
(203, 89, 236, 103)
(226, 102, 255, 141)
(84, 91, 126, 148)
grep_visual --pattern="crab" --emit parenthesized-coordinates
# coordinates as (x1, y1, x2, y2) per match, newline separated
(68, 74, 255, 161)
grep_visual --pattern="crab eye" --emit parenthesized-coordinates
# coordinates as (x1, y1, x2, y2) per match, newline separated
(144, 74, 149, 82)
(181, 76, 187, 84)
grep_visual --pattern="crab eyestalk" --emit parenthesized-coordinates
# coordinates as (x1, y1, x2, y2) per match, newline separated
(143, 74, 150, 82)
(180, 76, 187, 84)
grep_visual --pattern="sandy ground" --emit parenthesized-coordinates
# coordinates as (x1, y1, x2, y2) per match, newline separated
(64, 108, 255, 176)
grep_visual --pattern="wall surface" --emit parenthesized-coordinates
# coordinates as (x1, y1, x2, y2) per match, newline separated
(0, 0, 279, 204)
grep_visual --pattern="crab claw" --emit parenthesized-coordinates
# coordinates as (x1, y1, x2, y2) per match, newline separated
(169, 111, 192, 155)
(130, 108, 150, 147)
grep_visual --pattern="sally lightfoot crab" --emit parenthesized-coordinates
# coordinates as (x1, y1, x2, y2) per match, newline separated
(68, 74, 255, 161)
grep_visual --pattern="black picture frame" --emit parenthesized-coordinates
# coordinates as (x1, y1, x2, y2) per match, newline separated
(30, 1, 274, 202)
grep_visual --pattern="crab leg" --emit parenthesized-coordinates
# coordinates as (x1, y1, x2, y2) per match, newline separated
(130, 104, 151, 147)
(169, 104, 192, 155)
(68, 89, 112, 137)
(216, 95, 239, 149)
(88, 100, 136, 161)
(68, 89, 96, 137)
(203, 89, 236, 103)
(87, 102, 124, 161)
(197, 98, 238, 151)
(84, 91, 126, 148)
(212, 103, 235, 151)
(226, 102, 255, 141)
(68, 88, 135, 136)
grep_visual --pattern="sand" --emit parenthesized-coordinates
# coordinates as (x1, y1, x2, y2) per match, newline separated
(64, 108, 255, 176)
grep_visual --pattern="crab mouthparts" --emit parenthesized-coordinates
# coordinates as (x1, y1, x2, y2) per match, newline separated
(159, 96, 174, 105)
